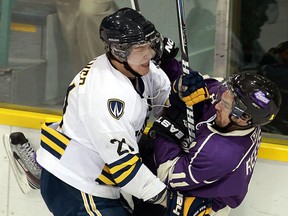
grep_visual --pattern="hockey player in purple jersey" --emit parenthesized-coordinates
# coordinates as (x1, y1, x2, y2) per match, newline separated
(149, 58, 282, 216)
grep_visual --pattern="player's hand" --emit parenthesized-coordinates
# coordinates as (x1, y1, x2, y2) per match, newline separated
(166, 191, 212, 216)
(173, 70, 210, 106)
(160, 37, 179, 63)
(146, 188, 167, 205)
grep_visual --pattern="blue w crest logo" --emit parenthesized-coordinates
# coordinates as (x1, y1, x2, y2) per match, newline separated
(108, 99, 125, 120)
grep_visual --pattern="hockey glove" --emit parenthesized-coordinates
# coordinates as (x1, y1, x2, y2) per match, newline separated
(146, 188, 167, 206)
(149, 106, 188, 143)
(166, 191, 212, 216)
(159, 37, 179, 64)
(149, 106, 195, 153)
(155, 37, 179, 66)
(172, 70, 210, 107)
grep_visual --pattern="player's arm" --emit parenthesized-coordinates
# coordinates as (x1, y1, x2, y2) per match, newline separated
(82, 104, 166, 204)
(158, 37, 182, 83)
(154, 135, 228, 192)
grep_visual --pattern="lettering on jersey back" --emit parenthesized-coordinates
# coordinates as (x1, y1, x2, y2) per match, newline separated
(79, 59, 94, 85)
(110, 138, 135, 156)
(79, 69, 89, 85)
(245, 127, 261, 176)
(108, 99, 125, 120)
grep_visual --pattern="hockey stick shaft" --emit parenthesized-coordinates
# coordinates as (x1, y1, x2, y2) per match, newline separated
(130, 0, 140, 11)
(175, 0, 195, 141)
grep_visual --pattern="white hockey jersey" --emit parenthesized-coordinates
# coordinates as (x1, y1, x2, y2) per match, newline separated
(37, 54, 171, 201)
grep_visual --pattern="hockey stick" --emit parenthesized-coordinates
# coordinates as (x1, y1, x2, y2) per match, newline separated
(175, 0, 195, 142)
(130, 0, 140, 12)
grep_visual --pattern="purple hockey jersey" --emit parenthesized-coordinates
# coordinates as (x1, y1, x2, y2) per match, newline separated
(153, 77, 262, 211)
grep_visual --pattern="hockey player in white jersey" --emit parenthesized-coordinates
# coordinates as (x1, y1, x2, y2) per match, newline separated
(2, 7, 205, 215)
(36, 7, 171, 216)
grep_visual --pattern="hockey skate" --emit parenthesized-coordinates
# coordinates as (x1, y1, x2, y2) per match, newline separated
(3, 132, 41, 194)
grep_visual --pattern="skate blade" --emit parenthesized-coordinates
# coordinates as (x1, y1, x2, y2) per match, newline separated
(3, 134, 32, 194)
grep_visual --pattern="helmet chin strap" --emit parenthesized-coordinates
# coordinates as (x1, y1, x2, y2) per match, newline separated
(123, 61, 142, 78)
(107, 52, 142, 78)
(213, 114, 252, 133)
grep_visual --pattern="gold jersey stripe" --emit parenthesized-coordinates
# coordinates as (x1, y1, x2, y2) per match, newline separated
(97, 174, 116, 186)
(42, 123, 70, 145)
(41, 134, 64, 155)
(102, 165, 110, 173)
(109, 155, 139, 174)
(114, 163, 136, 184)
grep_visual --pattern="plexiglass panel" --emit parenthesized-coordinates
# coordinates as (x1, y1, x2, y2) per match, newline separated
(228, 0, 288, 136)
(0, 0, 287, 138)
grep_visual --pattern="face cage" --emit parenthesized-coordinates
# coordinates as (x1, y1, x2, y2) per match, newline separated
(110, 33, 163, 62)
(217, 81, 248, 119)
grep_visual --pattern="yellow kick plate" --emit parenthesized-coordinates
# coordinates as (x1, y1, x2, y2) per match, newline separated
(0, 107, 287, 162)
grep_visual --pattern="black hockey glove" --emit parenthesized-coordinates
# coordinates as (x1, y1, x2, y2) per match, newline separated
(146, 188, 167, 206)
(149, 106, 188, 144)
(166, 190, 212, 216)
(162, 37, 179, 60)
(172, 69, 210, 107)
(159, 37, 179, 64)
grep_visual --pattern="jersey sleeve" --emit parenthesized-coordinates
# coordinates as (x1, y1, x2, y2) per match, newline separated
(79, 90, 165, 201)
(154, 135, 234, 192)
(160, 58, 183, 83)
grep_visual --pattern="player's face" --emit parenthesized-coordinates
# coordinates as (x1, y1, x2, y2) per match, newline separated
(214, 90, 234, 127)
(127, 43, 156, 76)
